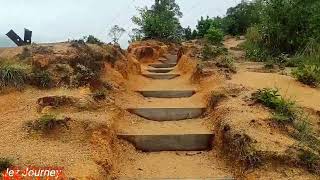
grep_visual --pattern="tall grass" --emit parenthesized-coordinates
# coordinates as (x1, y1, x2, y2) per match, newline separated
(292, 40, 320, 87)
(0, 62, 28, 89)
(243, 26, 270, 61)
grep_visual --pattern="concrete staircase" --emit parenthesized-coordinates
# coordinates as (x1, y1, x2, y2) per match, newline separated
(118, 54, 212, 152)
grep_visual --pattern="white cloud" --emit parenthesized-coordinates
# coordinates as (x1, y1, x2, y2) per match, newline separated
(0, 0, 241, 48)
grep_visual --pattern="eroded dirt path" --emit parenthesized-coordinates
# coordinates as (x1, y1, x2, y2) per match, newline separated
(112, 54, 234, 179)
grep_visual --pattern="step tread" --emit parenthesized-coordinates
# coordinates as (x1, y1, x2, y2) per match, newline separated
(142, 73, 180, 80)
(116, 117, 212, 135)
(118, 133, 213, 151)
(127, 107, 206, 121)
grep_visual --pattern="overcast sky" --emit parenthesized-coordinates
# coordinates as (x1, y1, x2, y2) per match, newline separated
(0, 0, 241, 48)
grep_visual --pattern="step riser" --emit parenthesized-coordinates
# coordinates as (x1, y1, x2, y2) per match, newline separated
(147, 69, 173, 73)
(127, 108, 205, 121)
(149, 64, 176, 68)
(159, 60, 177, 64)
(143, 74, 180, 79)
(138, 91, 195, 98)
(118, 134, 213, 152)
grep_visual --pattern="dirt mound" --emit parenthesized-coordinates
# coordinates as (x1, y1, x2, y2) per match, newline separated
(128, 40, 169, 63)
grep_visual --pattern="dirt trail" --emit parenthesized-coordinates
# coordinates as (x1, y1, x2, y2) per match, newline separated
(112, 54, 234, 179)
(231, 64, 320, 111)
(116, 151, 232, 178)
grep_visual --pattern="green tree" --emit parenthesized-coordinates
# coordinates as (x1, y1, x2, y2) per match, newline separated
(108, 25, 126, 44)
(259, 0, 320, 54)
(223, 1, 261, 35)
(128, 28, 144, 43)
(132, 0, 183, 42)
(85, 35, 103, 45)
(191, 30, 198, 39)
(205, 27, 224, 44)
(183, 26, 192, 40)
(196, 16, 214, 38)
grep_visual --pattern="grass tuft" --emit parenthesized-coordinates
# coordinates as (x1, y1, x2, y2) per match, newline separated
(29, 70, 53, 89)
(0, 158, 12, 173)
(26, 114, 70, 132)
(216, 55, 237, 73)
(292, 65, 320, 87)
(298, 150, 320, 174)
(91, 89, 107, 101)
(253, 88, 296, 123)
(0, 63, 28, 89)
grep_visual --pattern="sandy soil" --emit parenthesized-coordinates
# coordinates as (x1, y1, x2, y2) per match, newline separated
(224, 37, 245, 61)
(115, 149, 233, 179)
(0, 87, 121, 179)
(230, 67, 320, 111)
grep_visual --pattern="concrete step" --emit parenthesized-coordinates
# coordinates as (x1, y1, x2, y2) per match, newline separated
(118, 133, 213, 152)
(147, 68, 173, 73)
(137, 90, 196, 98)
(165, 54, 178, 62)
(159, 59, 177, 64)
(143, 73, 180, 79)
(127, 107, 206, 121)
(149, 63, 176, 68)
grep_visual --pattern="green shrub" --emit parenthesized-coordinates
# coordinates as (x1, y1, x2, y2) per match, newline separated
(243, 26, 269, 61)
(294, 118, 312, 141)
(0, 63, 28, 89)
(26, 114, 70, 132)
(284, 57, 303, 67)
(204, 27, 224, 44)
(72, 64, 97, 87)
(216, 55, 236, 73)
(292, 65, 320, 87)
(298, 150, 320, 174)
(254, 88, 280, 109)
(0, 158, 12, 173)
(70, 39, 87, 48)
(202, 44, 227, 60)
(244, 42, 269, 61)
(253, 88, 296, 123)
(29, 70, 53, 89)
(264, 60, 275, 69)
(85, 35, 103, 45)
